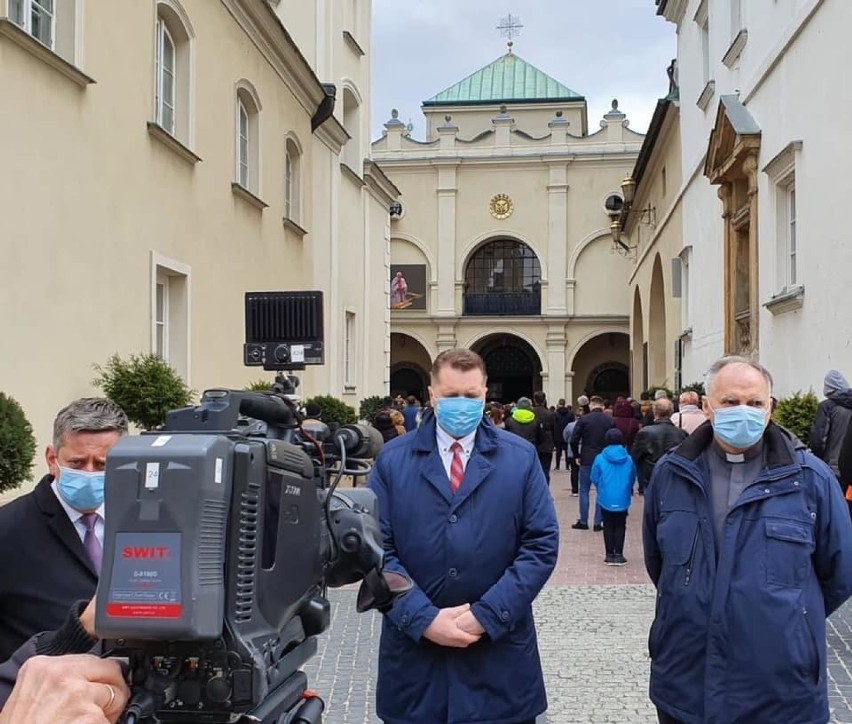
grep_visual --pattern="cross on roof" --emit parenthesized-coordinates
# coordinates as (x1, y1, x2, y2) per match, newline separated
(497, 13, 523, 51)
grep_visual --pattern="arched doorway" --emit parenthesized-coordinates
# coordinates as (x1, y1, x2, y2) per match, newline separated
(389, 333, 431, 401)
(471, 334, 542, 403)
(648, 255, 667, 387)
(571, 332, 631, 402)
(632, 287, 646, 394)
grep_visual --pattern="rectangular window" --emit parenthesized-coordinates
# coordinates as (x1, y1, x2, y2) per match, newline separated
(787, 184, 797, 286)
(238, 102, 249, 188)
(10, 0, 55, 48)
(344, 311, 355, 387)
(661, 166, 667, 198)
(152, 255, 190, 381)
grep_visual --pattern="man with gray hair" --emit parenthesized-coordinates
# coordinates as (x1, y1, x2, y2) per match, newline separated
(643, 356, 852, 724)
(631, 398, 688, 494)
(0, 398, 127, 661)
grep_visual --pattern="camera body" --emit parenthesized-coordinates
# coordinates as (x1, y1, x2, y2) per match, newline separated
(94, 388, 393, 723)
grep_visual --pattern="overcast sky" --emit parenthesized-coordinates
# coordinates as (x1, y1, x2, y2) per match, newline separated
(370, 1, 676, 141)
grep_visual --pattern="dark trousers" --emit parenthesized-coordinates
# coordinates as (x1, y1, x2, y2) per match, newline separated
(657, 709, 685, 724)
(554, 441, 567, 469)
(538, 451, 552, 486)
(601, 509, 627, 555)
(568, 458, 579, 494)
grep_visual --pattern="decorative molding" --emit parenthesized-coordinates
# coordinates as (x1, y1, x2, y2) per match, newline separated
(342, 30, 365, 57)
(722, 29, 748, 69)
(282, 217, 308, 238)
(764, 285, 804, 315)
(231, 182, 268, 210)
(763, 140, 803, 179)
(340, 162, 366, 187)
(364, 160, 401, 205)
(0, 19, 95, 87)
(146, 122, 202, 164)
(314, 116, 349, 153)
(696, 80, 715, 111)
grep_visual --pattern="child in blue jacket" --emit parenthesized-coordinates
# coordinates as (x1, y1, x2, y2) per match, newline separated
(591, 428, 636, 565)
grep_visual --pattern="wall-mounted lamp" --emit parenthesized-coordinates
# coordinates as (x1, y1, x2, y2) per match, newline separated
(610, 175, 656, 255)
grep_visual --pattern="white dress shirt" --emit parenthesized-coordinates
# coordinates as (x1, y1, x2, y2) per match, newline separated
(51, 480, 105, 547)
(435, 424, 477, 480)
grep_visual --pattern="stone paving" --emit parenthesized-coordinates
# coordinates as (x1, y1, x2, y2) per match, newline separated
(303, 468, 852, 723)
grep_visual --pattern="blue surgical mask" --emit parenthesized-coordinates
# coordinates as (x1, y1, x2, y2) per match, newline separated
(709, 404, 767, 450)
(56, 466, 105, 512)
(435, 397, 485, 438)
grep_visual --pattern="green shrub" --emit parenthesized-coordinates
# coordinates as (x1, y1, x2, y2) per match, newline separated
(244, 379, 275, 392)
(679, 381, 706, 398)
(304, 394, 357, 426)
(94, 353, 194, 430)
(359, 395, 386, 423)
(773, 390, 819, 443)
(0, 392, 37, 494)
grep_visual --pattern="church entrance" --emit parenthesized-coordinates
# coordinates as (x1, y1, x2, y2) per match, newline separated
(471, 334, 542, 403)
(571, 332, 631, 402)
(389, 333, 431, 401)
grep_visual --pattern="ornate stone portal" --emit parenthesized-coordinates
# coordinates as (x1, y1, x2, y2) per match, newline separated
(704, 96, 761, 359)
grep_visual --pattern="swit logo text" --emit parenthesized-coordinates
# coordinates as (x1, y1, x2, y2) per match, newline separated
(284, 485, 301, 496)
(122, 546, 172, 559)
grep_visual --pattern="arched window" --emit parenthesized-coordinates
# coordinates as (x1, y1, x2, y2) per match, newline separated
(284, 136, 301, 222)
(153, 2, 194, 145)
(342, 86, 361, 173)
(235, 82, 261, 193)
(464, 239, 542, 316)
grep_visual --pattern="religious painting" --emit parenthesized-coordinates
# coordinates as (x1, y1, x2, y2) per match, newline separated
(390, 264, 427, 311)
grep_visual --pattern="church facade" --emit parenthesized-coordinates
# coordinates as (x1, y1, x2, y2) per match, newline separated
(372, 50, 644, 404)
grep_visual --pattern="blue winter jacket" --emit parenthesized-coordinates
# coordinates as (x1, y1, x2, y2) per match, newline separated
(368, 416, 559, 724)
(591, 444, 635, 512)
(643, 423, 852, 724)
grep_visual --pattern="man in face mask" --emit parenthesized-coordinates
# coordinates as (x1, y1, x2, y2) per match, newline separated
(368, 348, 558, 724)
(0, 398, 127, 662)
(643, 356, 852, 724)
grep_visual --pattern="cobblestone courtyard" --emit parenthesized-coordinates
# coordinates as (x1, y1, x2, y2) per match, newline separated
(303, 469, 852, 723)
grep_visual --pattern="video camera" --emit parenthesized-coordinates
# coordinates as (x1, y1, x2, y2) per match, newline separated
(94, 292, 408, 723)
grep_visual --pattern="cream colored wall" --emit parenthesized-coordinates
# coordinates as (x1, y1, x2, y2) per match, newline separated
(573, 237, 632, 315)
(627, 106, 684, 394)
(424, 103, 586, 140)
(0, 0, 387, 497)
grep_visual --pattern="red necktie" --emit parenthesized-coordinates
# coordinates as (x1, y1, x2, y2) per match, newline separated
(449, 442, 464, 493)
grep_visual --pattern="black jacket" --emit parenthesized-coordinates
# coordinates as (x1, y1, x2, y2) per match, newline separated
(504, 411, 543, 447)
(553, 407, 573, 447)
(631, 419, 689, 489)
(570, 409, 615, 466)
(0, 475, 99, 662)
(808, 392, 852, 478)
(838, 420, 852, 489)
(532, 405, 555, 454)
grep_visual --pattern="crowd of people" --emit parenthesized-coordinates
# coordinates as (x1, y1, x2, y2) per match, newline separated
(3, 357, 852, 723)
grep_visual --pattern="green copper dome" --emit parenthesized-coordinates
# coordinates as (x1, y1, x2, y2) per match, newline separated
(423, 52, 583, 107)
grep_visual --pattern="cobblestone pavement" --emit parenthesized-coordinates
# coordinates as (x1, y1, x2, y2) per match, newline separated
(303, 468, 852, 723)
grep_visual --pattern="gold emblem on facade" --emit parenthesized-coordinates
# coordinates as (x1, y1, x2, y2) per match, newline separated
(489, 193, 514, 220)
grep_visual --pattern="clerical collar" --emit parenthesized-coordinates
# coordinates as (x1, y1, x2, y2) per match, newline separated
(711, 439, 764, 464)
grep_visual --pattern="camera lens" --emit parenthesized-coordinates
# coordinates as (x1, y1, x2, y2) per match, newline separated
(273, 344, 291, 363)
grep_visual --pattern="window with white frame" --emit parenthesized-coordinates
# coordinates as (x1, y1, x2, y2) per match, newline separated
(344, 311, 356, 387)
(9, 0, 55, 49)
(764, 141, 802, 297)
(284, 137, 301, 222)
(155, 19, 176, 134)
(235, 84, 261, 193)
(152, 256, 190, 381)
(152, 2, 194, 146)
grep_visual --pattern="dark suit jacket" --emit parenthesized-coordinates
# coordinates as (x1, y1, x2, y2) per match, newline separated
(0, 475, 98, 662)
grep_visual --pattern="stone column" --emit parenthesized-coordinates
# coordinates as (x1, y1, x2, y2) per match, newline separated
(545, 326, 568, 404)
(383, 110, 406, 152)
(435, 161, 459, 317)
(547, 163, 569, 316)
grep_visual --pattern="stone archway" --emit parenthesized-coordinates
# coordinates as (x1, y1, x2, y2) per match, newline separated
(571, 332, 631, 402)
(471, 333, 543, 403)
(390, 333, 431, 401)
(648, 255, 667, 388)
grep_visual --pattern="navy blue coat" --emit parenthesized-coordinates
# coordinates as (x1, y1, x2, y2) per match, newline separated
(368, 416, 559, 724)
(644, 423, 852, 724)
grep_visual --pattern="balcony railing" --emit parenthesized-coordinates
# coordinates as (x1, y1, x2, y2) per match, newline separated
(463, 291, 541, 316)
